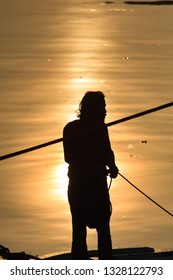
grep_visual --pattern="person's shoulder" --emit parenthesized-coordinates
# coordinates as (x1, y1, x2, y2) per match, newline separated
(64, 119, 80, 129)
(63, 119, 81, 134)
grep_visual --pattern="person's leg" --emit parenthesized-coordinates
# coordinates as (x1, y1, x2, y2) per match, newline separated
(96, 221, 113, 260)
(68, 178, 88, 259)
(71, 215, 88, 259)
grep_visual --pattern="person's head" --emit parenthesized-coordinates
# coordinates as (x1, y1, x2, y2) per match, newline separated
(77, 91, 106, 123)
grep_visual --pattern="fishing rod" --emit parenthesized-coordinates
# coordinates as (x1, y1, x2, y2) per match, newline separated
(107, 171, 173, 218)
(0, 101, 172, 161)
(119, 173, 173, 218)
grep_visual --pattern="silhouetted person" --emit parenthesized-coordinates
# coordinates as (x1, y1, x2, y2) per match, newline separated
(63, 91, 118, 259)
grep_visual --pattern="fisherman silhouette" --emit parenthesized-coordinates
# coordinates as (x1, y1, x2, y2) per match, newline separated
(63, 91, 119, 259)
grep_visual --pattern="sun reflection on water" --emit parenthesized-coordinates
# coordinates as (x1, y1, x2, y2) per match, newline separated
(53, 163, 69, 200)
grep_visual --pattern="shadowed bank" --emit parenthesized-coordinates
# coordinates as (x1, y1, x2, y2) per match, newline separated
(125, 0, 173, 5)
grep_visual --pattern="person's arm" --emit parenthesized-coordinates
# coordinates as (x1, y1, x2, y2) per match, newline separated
(63, 123, 76, 164)
(63, 120, 83, 165)
(104, 126, 119, 178)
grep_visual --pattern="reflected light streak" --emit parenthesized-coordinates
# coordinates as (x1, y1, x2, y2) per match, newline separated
(53, 163, 68, 200)
(73, 77, 92, 84)
(70, 76, 106, 91)
(64, 15, 115, 91)
(70, 76, 96, 89)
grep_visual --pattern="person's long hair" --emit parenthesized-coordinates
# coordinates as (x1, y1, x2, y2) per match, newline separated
(77, 91, 106, 122)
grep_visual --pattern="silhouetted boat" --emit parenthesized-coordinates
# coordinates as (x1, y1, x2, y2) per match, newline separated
(41, 247, 173, 260)
(1, 245, 173, 260)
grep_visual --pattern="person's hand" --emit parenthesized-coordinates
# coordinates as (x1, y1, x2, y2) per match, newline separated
(109, 166, 119, 178)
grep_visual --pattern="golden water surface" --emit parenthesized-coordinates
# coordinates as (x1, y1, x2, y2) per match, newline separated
(0, 0, 173, 256)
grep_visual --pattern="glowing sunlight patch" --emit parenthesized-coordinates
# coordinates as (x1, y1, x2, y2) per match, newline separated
(73, 77, 92, 84)
(72, 77, 94, 87)
(53, 163, 68, 199)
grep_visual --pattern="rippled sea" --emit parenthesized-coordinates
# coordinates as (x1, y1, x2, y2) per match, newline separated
(0, 0, 173, 256)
